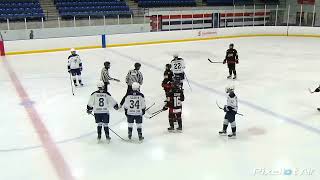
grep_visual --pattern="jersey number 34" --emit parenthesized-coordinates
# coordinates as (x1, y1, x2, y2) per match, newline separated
(129, 100, 140, 109)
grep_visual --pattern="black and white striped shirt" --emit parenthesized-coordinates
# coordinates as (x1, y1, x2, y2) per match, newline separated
(125, 69, 143, 86)
(100, 67, 112, 83)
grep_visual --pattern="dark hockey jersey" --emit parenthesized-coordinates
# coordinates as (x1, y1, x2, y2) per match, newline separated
(224, 49, 238, 64)
(165, 88, 184, 109)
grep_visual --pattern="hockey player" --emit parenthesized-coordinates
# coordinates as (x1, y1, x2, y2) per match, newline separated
(164, 63, 174, 81)
(223, 43, 239, 79)
(219, 86, 238, 138)
(162, 80, 185, 132)
(125, 62, 143, 94)
(171, 55, 185, 87)
(162, 64, 174, 98)
(100, 61, 120, 91)
(120, 82, 146, 141)
(87, 82, 119, 143)
(67, 48, 83, 86)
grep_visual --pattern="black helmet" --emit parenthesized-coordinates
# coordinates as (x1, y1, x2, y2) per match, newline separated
(104, 61, 110, 68)
(134, 62, 141, 69)
(229, 43, 234, 49)
(165, 64, 171, 69)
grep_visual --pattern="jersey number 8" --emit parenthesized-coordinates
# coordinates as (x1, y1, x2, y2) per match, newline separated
(99, 98, 105, 107)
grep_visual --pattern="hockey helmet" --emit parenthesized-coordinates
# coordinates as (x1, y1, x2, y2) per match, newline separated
(173, 54, 179, 59)
(132, 82, 140, 91)
(104, 61, 110, 68)
(165, 64, 171, 69)
(225, 85, 235, 93)
(70, 48, 76, 54)
(229, 43, 234, 49)
(97, 81, 104, 90)
(134, 62, 141, 69)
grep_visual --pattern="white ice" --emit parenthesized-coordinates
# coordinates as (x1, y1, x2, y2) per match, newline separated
(1, 36, 320, 180)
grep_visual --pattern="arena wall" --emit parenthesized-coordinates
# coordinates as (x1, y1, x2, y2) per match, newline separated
(3, 26, 320, 56)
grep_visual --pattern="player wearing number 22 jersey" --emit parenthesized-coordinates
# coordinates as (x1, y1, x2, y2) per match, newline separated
(171, 55, 185, 87)
(162, 81, 185, 132)
(87, 82, 119, 143)
(120, 82, 146, 141)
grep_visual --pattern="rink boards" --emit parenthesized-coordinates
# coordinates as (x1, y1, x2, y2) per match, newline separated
(3, 26, 320, 56)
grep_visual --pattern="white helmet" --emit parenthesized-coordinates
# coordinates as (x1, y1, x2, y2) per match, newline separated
(173, 54, 179, 58)
(225, 85, 235, 93)
(70, 48, 76, 53)
(132, 82, 140, 91)
(97, 81, 104, 89)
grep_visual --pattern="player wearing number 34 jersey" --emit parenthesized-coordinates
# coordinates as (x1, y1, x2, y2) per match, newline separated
(120, 82, 146, 141)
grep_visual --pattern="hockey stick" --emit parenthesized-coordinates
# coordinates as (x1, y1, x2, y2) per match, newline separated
(90, 114, 126, 141)
(308, 88, 315, 94)
(69, 73, 75, 96)
(208, 58, 223, 63)
(146, 103, 155, 111)
(184, 73, 192, 92)
(144, 109, 164, 119)
(216, 101, 244, 116)
(147, 109, 164, 119)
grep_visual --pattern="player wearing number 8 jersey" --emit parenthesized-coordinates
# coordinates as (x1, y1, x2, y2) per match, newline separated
(87, 82, 119, 143)
(120, 82, 146, 141)
(162, 80, 185, 132)
(171, 54, 185, 87)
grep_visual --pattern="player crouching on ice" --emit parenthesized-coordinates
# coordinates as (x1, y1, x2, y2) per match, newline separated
(162, 80, 185, 132)
(67, 48, 84, 86)
(120, 82, 146, 141)
(87, 82, 119, 143)
(219, 86, 238, 138)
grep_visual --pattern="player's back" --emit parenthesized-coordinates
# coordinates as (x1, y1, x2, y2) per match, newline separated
(90, 91, 114, 113)
(168, 88, 184, 109)
(124, 91, 146, 116)
(171, 58, 185, 74)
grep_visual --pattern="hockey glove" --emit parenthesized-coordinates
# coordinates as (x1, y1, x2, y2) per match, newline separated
(315, 87, 320, 92)
(114, 104, 119, 110)
(142, 109, 146, 115)
(223, 105, 229, 112)
(86, 109, 92, 114)
(236, 59, 239, 64)
(223, 60, 226, 64)
(162, 106, 168, 111)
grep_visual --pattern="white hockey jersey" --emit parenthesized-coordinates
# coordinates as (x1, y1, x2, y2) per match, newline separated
(226, 92, 238, 112)
(68, 54, 82, 70)
(122, 91, 146, 116)
(87, 91, 118, 114)
(171, 58, 185, 74)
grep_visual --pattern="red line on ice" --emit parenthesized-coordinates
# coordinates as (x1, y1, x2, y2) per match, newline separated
(2, 58, 75, 180)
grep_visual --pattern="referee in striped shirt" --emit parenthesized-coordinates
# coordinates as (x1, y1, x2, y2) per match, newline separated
(125, 62, 143, 94)
(100, 61, 120, 91)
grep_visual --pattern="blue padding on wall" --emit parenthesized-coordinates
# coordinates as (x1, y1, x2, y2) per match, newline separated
(102, 34, 106, 48)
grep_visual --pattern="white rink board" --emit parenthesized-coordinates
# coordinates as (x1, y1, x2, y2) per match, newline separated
(3, 26, 320, 54)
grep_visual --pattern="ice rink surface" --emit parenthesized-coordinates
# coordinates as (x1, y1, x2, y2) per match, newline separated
(1, 36, 320, 180)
